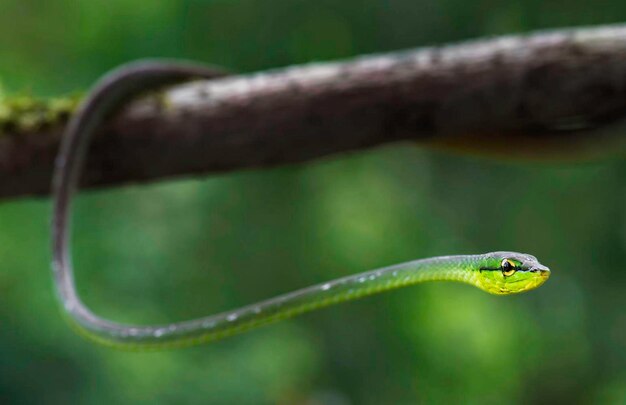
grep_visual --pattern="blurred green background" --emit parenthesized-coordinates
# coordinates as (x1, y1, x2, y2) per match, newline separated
(1, 1, 625, 404)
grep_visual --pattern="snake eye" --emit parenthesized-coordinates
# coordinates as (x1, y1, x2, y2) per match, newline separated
(501, 259, 517, 277)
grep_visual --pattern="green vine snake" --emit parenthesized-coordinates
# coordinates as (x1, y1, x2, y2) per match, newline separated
(51, 60, 550, 350)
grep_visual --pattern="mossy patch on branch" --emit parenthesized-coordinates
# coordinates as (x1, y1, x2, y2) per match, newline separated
(0, 89, 81, 136)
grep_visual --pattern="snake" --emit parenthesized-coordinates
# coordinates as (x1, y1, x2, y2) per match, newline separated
(51, 60, 551, 350)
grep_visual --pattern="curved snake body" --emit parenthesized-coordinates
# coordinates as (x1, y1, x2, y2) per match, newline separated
(51, 61, 550, 350)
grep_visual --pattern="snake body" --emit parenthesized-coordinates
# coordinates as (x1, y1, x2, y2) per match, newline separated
(51, 61, 550, 350)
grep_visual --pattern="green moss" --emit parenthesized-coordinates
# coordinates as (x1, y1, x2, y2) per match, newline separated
(0, 88, 82, 135)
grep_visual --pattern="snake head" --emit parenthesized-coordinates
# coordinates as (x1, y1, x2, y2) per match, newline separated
(475, 252, 550, 295)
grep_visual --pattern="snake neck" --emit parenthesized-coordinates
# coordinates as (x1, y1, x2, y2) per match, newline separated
(385, 255, 478, 286)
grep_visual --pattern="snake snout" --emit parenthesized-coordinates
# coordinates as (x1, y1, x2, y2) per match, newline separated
(530, 264, 550, 279)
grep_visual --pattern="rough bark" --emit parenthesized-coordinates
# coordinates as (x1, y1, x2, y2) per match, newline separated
(1, 24, 626, 199)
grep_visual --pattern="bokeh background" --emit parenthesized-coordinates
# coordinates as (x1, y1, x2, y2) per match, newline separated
(1, 1, 625, 404)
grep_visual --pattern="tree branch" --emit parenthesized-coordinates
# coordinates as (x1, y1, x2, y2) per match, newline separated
(2, 24, 626, 199)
